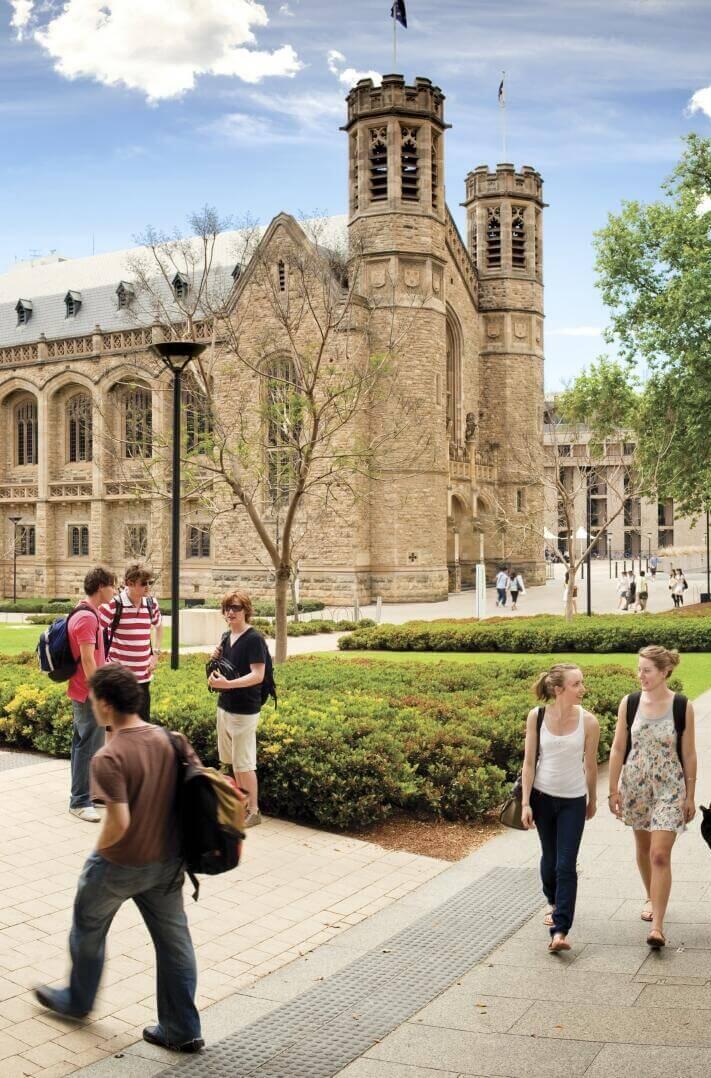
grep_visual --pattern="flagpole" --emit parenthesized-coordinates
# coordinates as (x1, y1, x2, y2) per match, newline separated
(500, 70, 507, 160)
(393, 12, 397, 69)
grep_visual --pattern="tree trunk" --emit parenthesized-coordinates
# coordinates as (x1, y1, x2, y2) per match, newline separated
(274, 567, 291, 664)
(290, 568, 300, 623)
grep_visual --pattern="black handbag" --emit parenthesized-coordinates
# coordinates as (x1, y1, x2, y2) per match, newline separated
(205, 655, 237, 692)
(498, 706, 545, 830)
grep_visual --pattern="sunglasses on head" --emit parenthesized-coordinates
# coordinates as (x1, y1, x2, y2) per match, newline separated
(225, 604, 244, 613)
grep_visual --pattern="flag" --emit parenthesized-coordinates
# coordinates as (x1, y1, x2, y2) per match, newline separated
(391, 0, 407, 28)
(498, 76, 505, 108)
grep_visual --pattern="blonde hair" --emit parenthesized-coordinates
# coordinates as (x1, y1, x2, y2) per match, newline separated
(638, 644, 680, 677)
(220, 589, 253, 622)
(533, 663, 581, 701)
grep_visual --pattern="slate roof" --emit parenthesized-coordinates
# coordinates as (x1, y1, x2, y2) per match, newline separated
(0, 216, 348, 348)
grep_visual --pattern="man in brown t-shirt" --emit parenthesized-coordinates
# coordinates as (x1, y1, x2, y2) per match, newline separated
(34, 665, 204, 1053)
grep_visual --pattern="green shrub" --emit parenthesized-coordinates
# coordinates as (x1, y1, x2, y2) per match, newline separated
(25, 614, 58, 625)
(0, 652, 644, 830)
(0, 600, 73, 614)
(339, 614, 711, 654)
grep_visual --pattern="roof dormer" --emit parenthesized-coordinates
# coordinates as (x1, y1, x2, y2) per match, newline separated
(65, 290, 82, 318)
(116, 281, 135, 310)
(15, 299, 33, 326)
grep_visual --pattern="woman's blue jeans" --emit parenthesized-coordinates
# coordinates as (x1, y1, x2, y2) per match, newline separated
(57, 852, 201, 1043)
(531, 789, 586, 937)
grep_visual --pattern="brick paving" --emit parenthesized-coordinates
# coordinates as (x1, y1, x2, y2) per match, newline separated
(0, 755, 446, 1077)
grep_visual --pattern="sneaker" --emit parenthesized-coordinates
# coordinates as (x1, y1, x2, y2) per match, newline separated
(143, 1026, 204, 1053)
(69, 806, 101, 823)
(244, 810, 262, 829)
(34, 985, 88, 1019)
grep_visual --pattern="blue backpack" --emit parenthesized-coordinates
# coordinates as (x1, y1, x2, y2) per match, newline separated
(37, 603, 99, 683)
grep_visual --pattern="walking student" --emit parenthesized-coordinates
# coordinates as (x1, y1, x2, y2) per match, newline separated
(636, 571, 649, 612)
(607, 646, 696, 949)
(208, 590, 267, 828)
(35, 664, 204, 1053)
(617, 571, 629, 611)
(508, 568, 525, 611)
(521, 664, 600, 952)
(99, 563, 162, 720)
(495, 566, 510, 607)
(649, 553, 659, 581)
(68, 565, 117, 822)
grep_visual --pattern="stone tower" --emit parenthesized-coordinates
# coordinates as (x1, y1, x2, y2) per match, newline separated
(342, 75, 451, 600)
(462, 164, 546, 583)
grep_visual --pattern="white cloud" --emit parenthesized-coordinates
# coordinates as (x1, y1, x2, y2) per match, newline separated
(15, 0, 301, 102)
(9, 0, 33, 38)
(206, 110, 305, 145)
(279, 3, 294, 14)
(548, 326, 602, 337)
(688, 86, 711, 119)
(327, 49, 380, 89)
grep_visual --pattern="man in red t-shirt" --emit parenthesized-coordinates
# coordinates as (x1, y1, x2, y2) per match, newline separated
(99, 562, 163, 722)
(68, 565, 117, 822)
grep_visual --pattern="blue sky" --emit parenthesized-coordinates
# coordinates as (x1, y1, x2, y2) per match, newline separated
(1, 0, 710, 389)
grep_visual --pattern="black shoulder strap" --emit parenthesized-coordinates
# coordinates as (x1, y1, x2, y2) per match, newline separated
(623, 691, 642, 763)
(673, 693, 687, 765)
(162, 729, 201, 902)
(70, 602, 100, 649)
(220, 629, 231, 648)
(536, 706, 545, 762)
(106, 597, 123, 654)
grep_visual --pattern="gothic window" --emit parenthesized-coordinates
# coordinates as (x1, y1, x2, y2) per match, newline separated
(16, 399, 38, 466)
(64, 290, 82, 317)
(186, 524, 210, 558)
(172, 273, 189, 300)
(17, 525, 35, 556)
(277, 260, 286, 293)
(68, 525, 90, 557)
(369, 127, 388, 201)
(400, 125, 419, 201)
(265, 355, 301, 507)
(15, 299, 32, 325)
(431, 134, 440, 211)
(512, 206, 526, 268)
(183, 376, 212, 454)
(469, 212, 478, 265)
(446, 322, 461, 446)
(116, 282, 134, 310)
(124, 524, 148, 559)
(535, 209, 542, 273)
(122, 386, 152, 459)
(67, 393, 93, 463)
(486, 207, 501, 268)
(351, 134, 359, 213)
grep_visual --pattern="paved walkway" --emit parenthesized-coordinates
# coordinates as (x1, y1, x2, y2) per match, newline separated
(64, 687, 711, 1078)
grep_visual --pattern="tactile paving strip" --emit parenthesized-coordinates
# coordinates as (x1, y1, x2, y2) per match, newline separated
(160, 864, 541, 1078)
(0, 749, 49, 770)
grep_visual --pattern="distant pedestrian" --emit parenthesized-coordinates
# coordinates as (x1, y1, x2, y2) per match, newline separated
(607, 646, 696, 949)
(99, 563, 163, 721)
(627, 571, 637, 611)
(208, 590, 268, 828)
(617, 572, 629, 611)
(509, 569, 525, 611)
(35, 664, 204, 1052)
(636, 571, 649, 612)
(649, 554, 659, 580)
(495, 567, 510, 607)
(670, 568, 687, 607)
(563, 570, 578, 615)
(68, 566, 117, 823)
(521, 664, 600, 953)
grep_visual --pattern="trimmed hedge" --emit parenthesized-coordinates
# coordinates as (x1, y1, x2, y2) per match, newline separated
(251, 618, 376, 637)
(0, 653, 645, 829)
(338, 614, 711, 654)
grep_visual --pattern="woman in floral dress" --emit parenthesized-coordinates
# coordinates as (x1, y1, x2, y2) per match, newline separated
(607, 646, 696, 948)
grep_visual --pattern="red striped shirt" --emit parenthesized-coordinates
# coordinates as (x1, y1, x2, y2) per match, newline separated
(98, 590, 162, 683)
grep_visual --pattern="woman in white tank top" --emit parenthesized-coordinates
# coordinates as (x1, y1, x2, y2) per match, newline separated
(521, 663, 600, 953)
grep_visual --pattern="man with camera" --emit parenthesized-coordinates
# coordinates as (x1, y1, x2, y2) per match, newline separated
(207, 590, 267, 828)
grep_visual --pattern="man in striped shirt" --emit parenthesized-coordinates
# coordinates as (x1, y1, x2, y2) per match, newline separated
(99, 563, 163, 721)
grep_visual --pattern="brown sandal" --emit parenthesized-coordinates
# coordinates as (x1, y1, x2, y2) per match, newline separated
(641, 901, 653, 923)
(548, 934, 571, 953)
(543, 908, 555, 927)
(646, 930, 666, 949)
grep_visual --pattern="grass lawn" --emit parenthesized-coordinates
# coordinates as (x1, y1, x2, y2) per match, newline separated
(0, 624, 173, 656)
(326, 650, 711, 702)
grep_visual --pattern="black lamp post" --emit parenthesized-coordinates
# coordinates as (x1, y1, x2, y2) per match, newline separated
(706, 508, 710, 602)
(585, 470, 592, 617)
(647, 531, 652, 572)
(151, 341, 207, 670)
(607, 531, 612, 579)
(8, 516, 21, 604)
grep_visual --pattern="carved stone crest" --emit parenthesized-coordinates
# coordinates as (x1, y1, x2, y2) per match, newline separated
(403, 263, 421, 290)
(513, 319, 528, 340)
(486, 318, 501, 339)
(432, 266, 443, 294)
(369, 263, 386, 289)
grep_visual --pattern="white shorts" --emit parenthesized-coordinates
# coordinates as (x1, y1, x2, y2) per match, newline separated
(216, 707, 260, 772)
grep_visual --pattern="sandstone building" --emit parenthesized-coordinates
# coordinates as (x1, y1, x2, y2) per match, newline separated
(0, 75, 546, 603)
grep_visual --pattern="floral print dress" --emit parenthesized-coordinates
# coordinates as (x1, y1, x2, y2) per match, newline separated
(620, 704, 686, 833)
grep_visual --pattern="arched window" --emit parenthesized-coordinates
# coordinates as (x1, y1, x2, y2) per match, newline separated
(486, 206, 501, 268)
(431, 134, 440, 211)
(265, 356, 301, 507)
(512, 206, 526, 268)
(16, 399, 38, 466)
(183, 376, 212, 454)
(446, 321, 461, 447)
(67, 393, 93, 463)
(400, 125, 419, 202)
(122, 386, 152, 459)
(369, 127, 388, 202)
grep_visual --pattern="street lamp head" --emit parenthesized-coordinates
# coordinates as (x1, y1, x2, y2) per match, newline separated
(151, 340, 207, 374)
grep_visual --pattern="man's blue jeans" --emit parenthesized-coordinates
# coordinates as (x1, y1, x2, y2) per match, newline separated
(496, 588, 507, 606)
(530, 789, 586, 937)
(57, 853, 201, 1042)
(70, 699, 105, 809)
